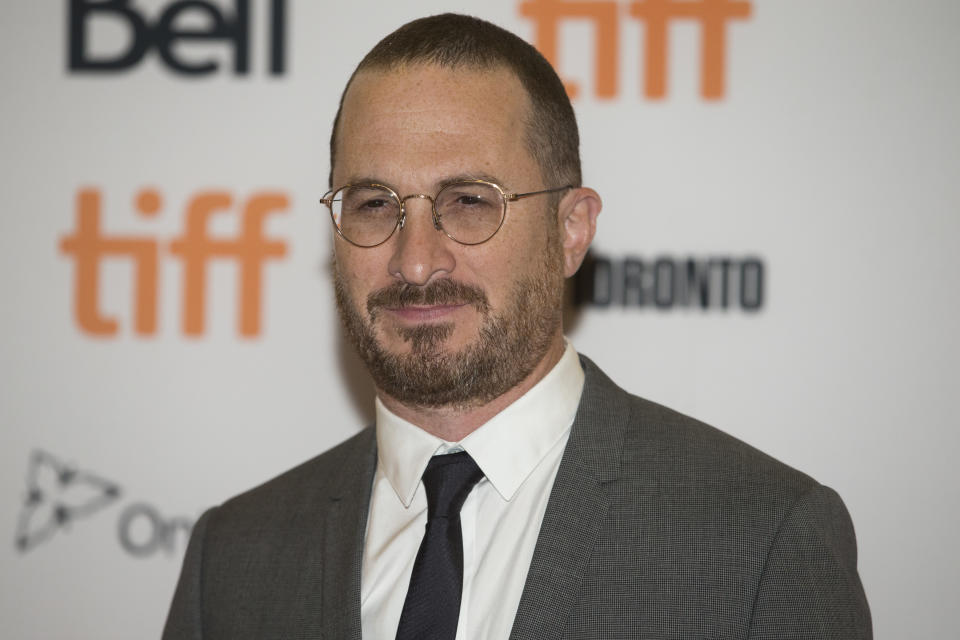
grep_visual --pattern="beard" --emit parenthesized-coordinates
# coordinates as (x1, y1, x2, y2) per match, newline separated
(333, 240, 565, 410)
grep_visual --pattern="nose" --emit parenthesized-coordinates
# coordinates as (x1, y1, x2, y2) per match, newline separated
(387, 197, 455, 286)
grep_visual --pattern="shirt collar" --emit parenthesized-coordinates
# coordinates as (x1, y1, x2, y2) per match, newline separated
(376, 342, 585, 506)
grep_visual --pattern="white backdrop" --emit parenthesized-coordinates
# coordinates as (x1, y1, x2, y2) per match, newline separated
(2, 1, 958, 638)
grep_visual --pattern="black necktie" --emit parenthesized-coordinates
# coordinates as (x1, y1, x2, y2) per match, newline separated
(395, 451, 484, 640)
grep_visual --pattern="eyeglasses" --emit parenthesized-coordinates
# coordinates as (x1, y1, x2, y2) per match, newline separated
(321, 180, 572, 247)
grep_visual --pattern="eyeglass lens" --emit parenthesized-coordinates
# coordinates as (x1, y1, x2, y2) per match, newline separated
(331, 182, 505, 246)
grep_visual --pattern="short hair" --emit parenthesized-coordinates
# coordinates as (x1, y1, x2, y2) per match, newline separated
(329, 13, 581, 191)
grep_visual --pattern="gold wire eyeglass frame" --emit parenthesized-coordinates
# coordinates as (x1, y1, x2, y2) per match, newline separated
(320, 179, 572, 247)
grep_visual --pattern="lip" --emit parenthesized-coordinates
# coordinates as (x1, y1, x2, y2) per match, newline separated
(384, 303, 469, 322)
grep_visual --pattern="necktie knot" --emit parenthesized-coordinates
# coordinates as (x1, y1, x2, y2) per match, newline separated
(422, 451, 484, 521)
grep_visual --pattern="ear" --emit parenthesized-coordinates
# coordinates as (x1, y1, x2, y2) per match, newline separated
(557, 187, 602, 278)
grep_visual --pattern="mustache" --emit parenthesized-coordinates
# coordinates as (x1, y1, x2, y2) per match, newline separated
(367, 280, 490, 316)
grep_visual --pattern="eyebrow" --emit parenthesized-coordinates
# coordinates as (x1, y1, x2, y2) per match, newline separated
(437, 173, 506, 189)
(339, 173, 511, 192)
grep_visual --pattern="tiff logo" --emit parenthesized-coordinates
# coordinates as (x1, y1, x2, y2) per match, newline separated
(59, 188, 288, 338)
(69, 0, 287, 76)
(520, 0, 752, 99)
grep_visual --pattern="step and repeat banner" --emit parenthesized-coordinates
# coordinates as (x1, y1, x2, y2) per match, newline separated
(2, 1, 957, 638)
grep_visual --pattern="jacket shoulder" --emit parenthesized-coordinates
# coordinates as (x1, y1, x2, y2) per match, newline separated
(211, 427, 376, 531)
(578, 354, 816, 496)
(563, 355, 870, 637)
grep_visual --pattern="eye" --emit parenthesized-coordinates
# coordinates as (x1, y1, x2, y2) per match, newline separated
(339, 186, 398, 214)
(437, 182, 502, 216)
(455, 194, 484, 206)
(360, 198, 390, 209)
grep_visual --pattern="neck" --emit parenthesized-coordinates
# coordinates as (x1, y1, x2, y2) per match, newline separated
(377, 334, 567, 442)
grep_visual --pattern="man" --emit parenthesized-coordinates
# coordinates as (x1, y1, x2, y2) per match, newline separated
(164, 13, 871, 640)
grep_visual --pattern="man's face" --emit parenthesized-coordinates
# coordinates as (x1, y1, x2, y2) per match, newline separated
(331, 64, 566, 410)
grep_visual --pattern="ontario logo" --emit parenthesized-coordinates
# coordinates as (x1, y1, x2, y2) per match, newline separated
(15, 450, 194, 558)
(15, 450, 122, 552)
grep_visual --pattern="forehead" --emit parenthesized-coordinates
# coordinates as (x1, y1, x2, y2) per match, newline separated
(334, 64, 536, 187)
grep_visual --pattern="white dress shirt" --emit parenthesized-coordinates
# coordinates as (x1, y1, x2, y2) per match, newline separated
(360, 343, 585, 640)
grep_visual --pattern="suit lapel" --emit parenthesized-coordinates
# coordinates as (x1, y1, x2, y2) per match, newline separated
(320, 428, 377, 640)
(509, 356, 630, 640)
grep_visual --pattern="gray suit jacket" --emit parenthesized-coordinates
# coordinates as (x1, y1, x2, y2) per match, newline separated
(163, 356, 871, 639)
